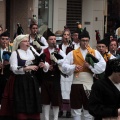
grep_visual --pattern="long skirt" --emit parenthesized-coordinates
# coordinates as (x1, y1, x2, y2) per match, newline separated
(0, 73, 42, 119)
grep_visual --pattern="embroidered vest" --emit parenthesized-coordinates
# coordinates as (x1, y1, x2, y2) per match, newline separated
(16, 50, 26, 66)
(43, 48, 61, 81)
(44, 48, 60, 64)
(73, 47, 95, 73)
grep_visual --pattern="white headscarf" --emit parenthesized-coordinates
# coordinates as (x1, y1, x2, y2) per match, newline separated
(12, 34, 29, 51)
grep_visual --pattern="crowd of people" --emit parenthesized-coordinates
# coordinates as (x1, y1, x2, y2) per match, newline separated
(0, 21, 120, 120)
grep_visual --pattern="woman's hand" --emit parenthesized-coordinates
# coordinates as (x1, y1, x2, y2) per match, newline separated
(39, 62, 45, 68)
(24, 65, 38, 71)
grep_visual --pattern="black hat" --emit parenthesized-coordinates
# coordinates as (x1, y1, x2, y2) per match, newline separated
(72, 28, 79, 34)
(105, 58, 120, 76)
(46, 28, 55, 40)
(78, 27, 90, 39)
(97, 39, 109, 47)
(0, 30, 9, 37)
(76, 21, 81, 25)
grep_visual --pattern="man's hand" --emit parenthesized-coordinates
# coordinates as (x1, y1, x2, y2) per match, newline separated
(49, 65, 54, 71)
(84, 62, 90, 68)
(3, 61, 9, 65)
(75, 65, 83, 72)
(39, 62, 45, 68)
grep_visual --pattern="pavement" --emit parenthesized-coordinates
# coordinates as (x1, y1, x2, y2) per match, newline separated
(40, 110, 73, 120)
(40, 109, 92, 120)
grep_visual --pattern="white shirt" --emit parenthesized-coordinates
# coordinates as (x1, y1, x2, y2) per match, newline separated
(109, 54, 116, 59)
(61, 44, 69, 53)
(72, 41, 80, 49)
(40, 47, 66, 66)
(29, 36, 48, 50)
(9, 46, 49, 74)
(0, 48, 7, 61)
(62, 47, 106, 76)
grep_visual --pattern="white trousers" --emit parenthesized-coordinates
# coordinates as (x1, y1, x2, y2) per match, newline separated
(71, 109, 93, 120)
(43, 105, 59, 120)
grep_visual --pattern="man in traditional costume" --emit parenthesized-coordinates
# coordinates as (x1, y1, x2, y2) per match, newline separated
(0, 34, 49, 120)
(58, 29, 73, 118)
(108, 39, 118, 57)
(62, 28, 106, 120)
(29, 22, 48, 52)
(72, 30, 80, 49)
(97, 39, 116, 62)
(41, 28, 66, 120)
(0, 31, 12, 104)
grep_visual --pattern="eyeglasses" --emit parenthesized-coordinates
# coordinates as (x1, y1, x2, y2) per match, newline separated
(1, 38, 9, 40)
(81, 40, 89, 42)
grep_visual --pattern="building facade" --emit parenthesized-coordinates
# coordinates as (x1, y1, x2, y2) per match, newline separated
(0, 0, 120, 48)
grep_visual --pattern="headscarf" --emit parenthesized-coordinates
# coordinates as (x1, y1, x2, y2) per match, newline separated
(12, 34, 29, 52)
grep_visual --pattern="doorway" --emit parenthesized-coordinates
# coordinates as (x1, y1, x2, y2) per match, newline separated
(107, 0, 120, 35)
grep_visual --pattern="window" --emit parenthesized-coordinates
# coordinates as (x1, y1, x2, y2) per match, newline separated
(67, 0, 82, 33)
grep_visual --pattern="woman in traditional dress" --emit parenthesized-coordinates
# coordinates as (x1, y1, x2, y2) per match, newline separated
(0, 34, 49, 120)
(58, 29, 73, 118)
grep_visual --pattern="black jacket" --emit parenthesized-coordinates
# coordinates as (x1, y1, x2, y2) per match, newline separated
(88, 77, 120, 120)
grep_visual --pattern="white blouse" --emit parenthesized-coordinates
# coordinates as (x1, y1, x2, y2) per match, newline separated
(30, 36, 48, 50)
(9, 46, 49, 74)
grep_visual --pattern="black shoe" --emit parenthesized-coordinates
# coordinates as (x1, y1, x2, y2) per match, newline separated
(66, 111, 71, 118)
(58, 111, 63, 117)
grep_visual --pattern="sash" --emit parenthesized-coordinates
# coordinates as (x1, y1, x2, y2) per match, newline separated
(103, 53, 111, 62)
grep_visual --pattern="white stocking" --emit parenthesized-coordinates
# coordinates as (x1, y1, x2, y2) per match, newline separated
(83, 109, 93, 120)
(52, 106, 59, 120)
(73, 116, 81, 120)
(71, 109, 82, 120)
(43, 105, 50, 120)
